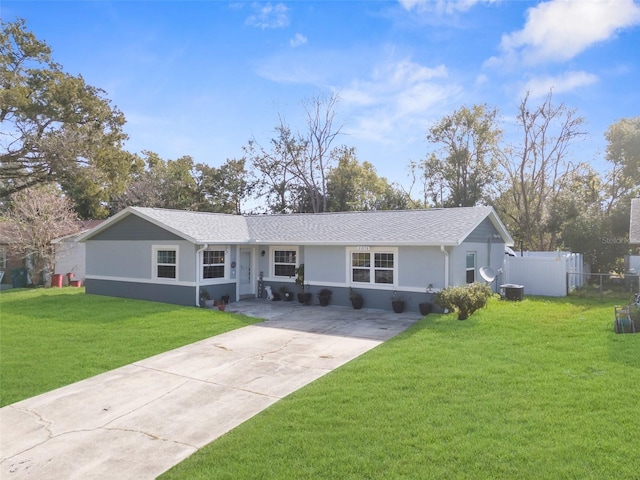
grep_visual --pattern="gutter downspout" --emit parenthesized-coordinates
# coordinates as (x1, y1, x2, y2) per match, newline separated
(441, 245, 449, 288)
(195, 244, 209, 306)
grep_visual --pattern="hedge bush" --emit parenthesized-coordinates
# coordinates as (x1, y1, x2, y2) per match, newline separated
(436, 282, 492, 320)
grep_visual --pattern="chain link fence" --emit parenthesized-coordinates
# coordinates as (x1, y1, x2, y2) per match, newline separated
(567, 272, 640, 297)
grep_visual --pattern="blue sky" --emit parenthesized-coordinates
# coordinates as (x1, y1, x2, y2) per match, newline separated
(4, 0, 640, 189)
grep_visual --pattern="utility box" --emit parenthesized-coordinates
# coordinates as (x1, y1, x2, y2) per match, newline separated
(501, 284, 524, 301)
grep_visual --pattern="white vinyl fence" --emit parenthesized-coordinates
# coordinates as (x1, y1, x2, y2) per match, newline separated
(503, 252, 584, 297)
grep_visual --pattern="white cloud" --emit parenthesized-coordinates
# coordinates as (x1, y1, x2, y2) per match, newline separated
(246, 3, 290, 29)
(520, 70, 599, 98)
(398, 0, 497, 14)
(500, 0, 640, 65)
(290, 33, 307, 48)
(340, 58, 461, 143)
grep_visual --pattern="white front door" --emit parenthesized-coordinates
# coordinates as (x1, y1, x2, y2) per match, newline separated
(239, 249, 254, 296)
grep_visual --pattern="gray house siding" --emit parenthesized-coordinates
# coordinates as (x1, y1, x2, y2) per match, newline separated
(85, 240, 199, 305)
(398, 246, 446, 292)
(449, 240, 505, 287)
(465, 218, 500, 243)
(86, 240, 196, 281)
(89, 215, 183, 241)
(85, 279, 195, 306)
(305, 246, 345, 285)
(261, 244, 449, 312)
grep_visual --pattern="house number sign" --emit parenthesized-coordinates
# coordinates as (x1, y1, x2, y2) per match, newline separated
(356, 246, 370, 250)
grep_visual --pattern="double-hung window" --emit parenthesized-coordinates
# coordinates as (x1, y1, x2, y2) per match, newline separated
(466, 252, 476, 283)
(154, 246, 178, 279)
(203, 250, 225, 279)
(350, 248, 396, 285)
(273, 248, 297, 278)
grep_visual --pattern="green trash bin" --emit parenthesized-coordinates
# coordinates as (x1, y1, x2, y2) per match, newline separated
(10, 268, 28, 288)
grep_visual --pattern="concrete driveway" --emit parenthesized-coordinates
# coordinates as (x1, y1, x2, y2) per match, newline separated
(0, 301, 421, 479)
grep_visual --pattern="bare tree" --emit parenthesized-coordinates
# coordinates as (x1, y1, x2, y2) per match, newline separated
(497, 91, 586, 250)
(297, 93, 343, 212)
(247, 94, 343, 213)
(6, 184, 80, 285)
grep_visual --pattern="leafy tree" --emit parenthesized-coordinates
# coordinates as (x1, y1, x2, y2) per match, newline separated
(603, 117, 640, 213)
(326, 147, 409, 211)
(420, 104, 502, 207)
(162, 155, 199, 210)
(497, 91, 586, 251)
(5, 184, 79, 285)
(111, 152, 200, 212)
(196, 158, 253, 214)
(245, 119, 304, 213)
(0, 19, 135, 203)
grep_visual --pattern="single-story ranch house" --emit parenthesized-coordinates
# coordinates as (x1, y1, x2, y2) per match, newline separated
(78, 206, 514, 312)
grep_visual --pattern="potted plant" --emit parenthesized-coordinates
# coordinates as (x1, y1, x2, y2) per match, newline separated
(391, 290, 405, 313)
(200, 289, 215, 308)
(279, 286, 293, 301)
(419, 284, 434, 316)
(318, 288, 332, 307)
(295, 265, 312, 304)
(349, 288, 364, 309)
(217, 294, 230, 311)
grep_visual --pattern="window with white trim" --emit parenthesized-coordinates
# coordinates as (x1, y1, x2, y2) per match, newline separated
(350, 248, 396, 285)
(466, 252, 476, 283)
(153, 246, 178, 279)
(272, 248, 297, 278)
(203, 249, 225, 279)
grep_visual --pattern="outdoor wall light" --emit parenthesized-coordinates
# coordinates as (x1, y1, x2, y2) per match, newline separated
(261, 250, 265, 257)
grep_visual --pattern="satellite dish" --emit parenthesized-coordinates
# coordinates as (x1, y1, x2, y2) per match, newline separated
(479, 266, 496, 283)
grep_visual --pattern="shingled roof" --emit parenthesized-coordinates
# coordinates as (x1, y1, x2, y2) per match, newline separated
(631, 198, 640, 245)
(78, 206, 514, 246)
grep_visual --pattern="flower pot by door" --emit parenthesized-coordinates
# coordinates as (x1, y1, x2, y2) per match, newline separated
(298, 292, 312, 305)
(351, 297, 364, 309)
(392, 301, 405, 313)
(419, 303, 432, 316)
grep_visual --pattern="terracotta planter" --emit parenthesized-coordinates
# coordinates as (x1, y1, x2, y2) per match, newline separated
(70, 280, 83, 288)
(51, 274, 63, 288)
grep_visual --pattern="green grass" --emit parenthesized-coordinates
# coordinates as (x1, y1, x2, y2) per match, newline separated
(161, 296, 640, 479)
(0, 288, 260, 406)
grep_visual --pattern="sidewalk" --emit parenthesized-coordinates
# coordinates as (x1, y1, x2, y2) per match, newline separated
(1, 302, 421, 479)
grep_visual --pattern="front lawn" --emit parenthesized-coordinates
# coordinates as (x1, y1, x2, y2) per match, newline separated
(161, 296, 640, 479)
(0, 288, 259, 406)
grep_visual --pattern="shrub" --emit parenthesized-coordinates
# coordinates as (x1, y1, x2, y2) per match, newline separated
(435, 282, 492, 320)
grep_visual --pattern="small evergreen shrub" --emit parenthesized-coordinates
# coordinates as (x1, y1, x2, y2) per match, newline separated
(436, 282, 492, 320)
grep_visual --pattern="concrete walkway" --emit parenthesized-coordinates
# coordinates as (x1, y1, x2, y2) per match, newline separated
(0, 301, 421, 479)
